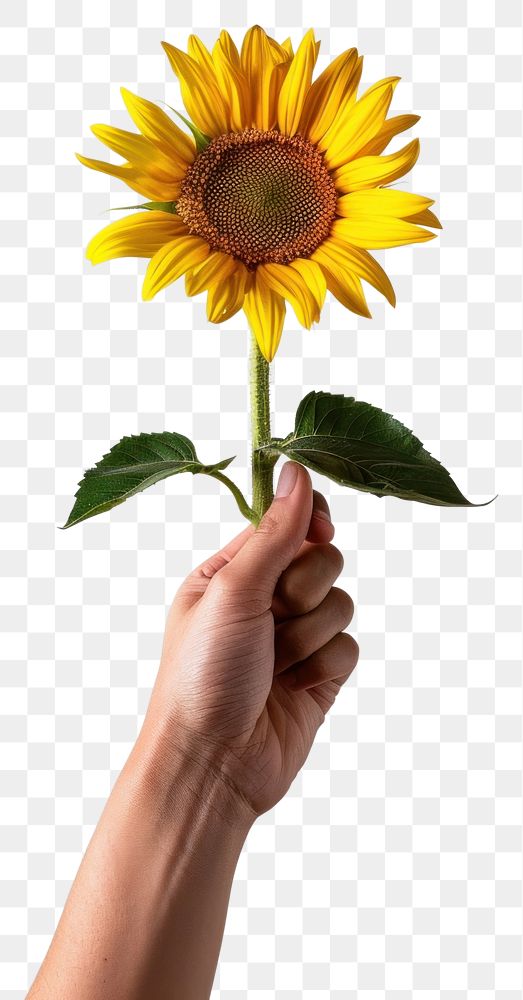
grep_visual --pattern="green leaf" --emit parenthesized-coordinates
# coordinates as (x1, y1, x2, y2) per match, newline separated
(62, 432, 235, 528)
(265, 391, 494, 507)
(108, 201, 177, 213)
(169, 108, 211, 153)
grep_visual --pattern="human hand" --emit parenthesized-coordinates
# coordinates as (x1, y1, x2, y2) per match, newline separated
(144, 461, 359, 820)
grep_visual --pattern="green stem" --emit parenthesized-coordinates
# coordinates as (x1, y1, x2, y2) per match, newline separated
(249, 331, 277, 524)
(209, 470, 257, 524)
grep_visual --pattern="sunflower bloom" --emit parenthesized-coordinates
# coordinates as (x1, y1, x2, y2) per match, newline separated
(78, 26, 441, 362)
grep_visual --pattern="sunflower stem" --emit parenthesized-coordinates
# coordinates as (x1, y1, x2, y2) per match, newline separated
(249, 331, 277, 524)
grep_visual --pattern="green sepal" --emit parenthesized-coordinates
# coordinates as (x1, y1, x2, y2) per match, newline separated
(169, 107, 211, 153)
(107, 201, 177, 213)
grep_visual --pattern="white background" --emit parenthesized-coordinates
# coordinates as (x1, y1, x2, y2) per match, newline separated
(1, 0, 522, 996)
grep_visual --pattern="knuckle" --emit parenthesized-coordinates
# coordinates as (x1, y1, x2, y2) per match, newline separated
(192, 553, 229, 580)
(207, 564, 237, 601)
(312, 542, 344, 576)
(278, 576, 311, 615)
(325, 543, 344, 577)
(256, 508, 281, 538)
(308, 544, 344, 586)
(331, 586, 354, 626)
(322, 633, 359, 687)
(337, 631, 359, 665)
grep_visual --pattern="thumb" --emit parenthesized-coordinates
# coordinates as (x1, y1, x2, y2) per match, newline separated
(219, 462, 313, 605)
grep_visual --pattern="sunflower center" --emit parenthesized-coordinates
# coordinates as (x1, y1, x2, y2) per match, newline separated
(177, 128, 338, 269)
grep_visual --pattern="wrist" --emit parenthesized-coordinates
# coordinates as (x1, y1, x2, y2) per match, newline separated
(129, 709, 257, 843)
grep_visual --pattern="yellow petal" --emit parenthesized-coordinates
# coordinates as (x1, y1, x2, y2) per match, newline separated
(212, 30, 250, 131)
(242, 27, 290, 63)
(120, 88, 195, 165)
(406, 207, 442, 229)
(277, 28, 318, 136)
(86, 212, 183, 264)
(76, 153, 180, 201)
(278, 37, 294, 59)
(241, 25, 289, 129)
(264, 35, 294, 60)
(206, 264, 249, 323)
(259, 259, 325, 328)
(216, 30, 242, 70)
(351, 55, 364, 95)
(313, 249, 371, 317)
(187, 33, 216, 75)
(90, 124, 178, 182)
(243, 270, 286, 362)
(185, 251, 238, 296)
(240, 25, 272, 128)
(162, 41, 228, 137)
(287, 258, 327, 317)
(142, 232, 209, 300)
(320, 78, 399, 170)
(337, 188, 434, 219)
(332, 215, 437, 249)
(187, 32, 248, 133)
(241, 24, 270, 69)
(314, 238, 396, 307)
(364, 75, 401, 96)
(299, 47, 360, 144)
(333, 138, 420, 193)
(358, 113, 420, 157)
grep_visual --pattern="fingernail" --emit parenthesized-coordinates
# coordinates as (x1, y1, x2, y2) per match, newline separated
(275, 462, 299, 498)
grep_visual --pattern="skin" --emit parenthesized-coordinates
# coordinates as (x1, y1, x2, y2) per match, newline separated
(27, 461, 359, 1000)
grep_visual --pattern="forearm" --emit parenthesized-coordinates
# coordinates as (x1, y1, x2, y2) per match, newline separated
(27, 716, 254, 1000)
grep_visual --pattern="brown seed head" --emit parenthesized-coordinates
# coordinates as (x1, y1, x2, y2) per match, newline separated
(177, 128, 338, 269)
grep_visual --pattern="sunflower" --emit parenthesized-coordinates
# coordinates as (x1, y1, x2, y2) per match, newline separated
(78, 26, 441, 362)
